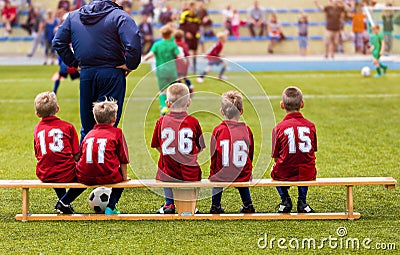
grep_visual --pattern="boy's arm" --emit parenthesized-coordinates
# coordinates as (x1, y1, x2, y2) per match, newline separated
(120, 164, 129, 181)
(313, 0, 324, 10)
(380, 40, 385, 56)
(143, 52, 154, 61)
(73, 153, 80, 162)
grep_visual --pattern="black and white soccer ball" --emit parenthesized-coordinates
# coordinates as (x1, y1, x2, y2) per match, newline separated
(88, 187, 111, 213)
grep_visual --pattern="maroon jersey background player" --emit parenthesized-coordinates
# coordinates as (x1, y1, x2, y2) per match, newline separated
(175, 38, 190, 76)
(77, 124, 129, 185)
(207, 40, 223, 62)
(209, 120, 254, 182)
(271, 112, 317, 181)
(34, 116, 80, 182)
(151, 111, 205, 182)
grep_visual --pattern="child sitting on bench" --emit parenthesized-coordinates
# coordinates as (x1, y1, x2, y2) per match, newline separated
(271, 86, 317, 213)
(33, 91, 84, 214)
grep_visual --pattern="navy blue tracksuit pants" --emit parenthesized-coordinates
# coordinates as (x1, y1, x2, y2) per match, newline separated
(79, 67, 126, 140)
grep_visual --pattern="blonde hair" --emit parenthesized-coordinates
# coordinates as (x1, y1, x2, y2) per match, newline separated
(174, 29, 184, 39)
(221, 91, 243, 119)
(217, 31, 227, 40)
(92, 99, 118, 124)
(282, 86, 303, 112)
(34, 91, 58, 117)
(166, 83, 190, 109)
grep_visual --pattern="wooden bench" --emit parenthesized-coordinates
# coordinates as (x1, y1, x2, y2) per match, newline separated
(0, 177, 396, 221)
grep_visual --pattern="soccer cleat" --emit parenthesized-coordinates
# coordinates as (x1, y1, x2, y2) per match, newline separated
(105, 207, 120, 215)
(189, 85, 195, 98)
(54, 200, 75, 214)
(297, 200, 315, 213)
(160, 106, 169, 116)
(196, 77, 204, 83)
(277, 197, 292, 213)
(210, 205, 225, 214)
(240, 204, 255, 213)
(374, 74, 381, 78)
(156, 204, 175, 214)
(218, 75, 228, 80)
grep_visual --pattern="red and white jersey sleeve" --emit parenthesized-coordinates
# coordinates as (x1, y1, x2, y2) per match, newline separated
(33, 116, 79, 182)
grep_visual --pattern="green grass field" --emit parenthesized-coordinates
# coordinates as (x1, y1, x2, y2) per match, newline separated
(0, 65, 398, 254)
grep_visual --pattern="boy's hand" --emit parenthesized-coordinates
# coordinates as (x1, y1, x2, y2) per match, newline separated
(116, 64, 132, 77)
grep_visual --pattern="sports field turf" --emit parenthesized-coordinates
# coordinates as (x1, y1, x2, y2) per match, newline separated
(0, 65, 398, 254)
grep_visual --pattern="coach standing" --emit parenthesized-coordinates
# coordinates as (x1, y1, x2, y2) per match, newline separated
(52, 0, 141, 140)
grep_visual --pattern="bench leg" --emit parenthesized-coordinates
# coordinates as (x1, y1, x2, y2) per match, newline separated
(22, 188, 29, 222)
(172, 188, 199, 216)
(346, 185, 354, 220)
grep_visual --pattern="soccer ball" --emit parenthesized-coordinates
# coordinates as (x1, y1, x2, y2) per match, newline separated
(361, 66, 371, 77)
(88, 187, 111, 213)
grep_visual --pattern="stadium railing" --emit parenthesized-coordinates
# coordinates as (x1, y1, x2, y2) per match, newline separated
(0, 177, 396, 221)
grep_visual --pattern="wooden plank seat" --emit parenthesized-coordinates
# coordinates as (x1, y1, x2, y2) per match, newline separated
(0, 177, 396, 221)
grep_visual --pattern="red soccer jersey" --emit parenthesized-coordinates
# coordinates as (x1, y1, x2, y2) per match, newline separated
(209, 120, 254, 182)
(207, 41, 223, 61)
(151, 111, 205, 182)
(34, 116, 79, 183)
(271, 112, 317, 181)
(76, 124, 129, 185)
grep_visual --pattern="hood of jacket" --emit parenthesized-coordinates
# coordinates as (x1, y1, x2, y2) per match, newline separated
(79, 0, 122, 25)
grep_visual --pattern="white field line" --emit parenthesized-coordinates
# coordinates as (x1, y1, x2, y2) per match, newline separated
(1, 94, 399, 103)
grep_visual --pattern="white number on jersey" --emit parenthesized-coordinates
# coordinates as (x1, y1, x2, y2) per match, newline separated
(37, 128, 64, 154)
(85, 138, 108, 164)
(219, 139, 248, 168)
(283, 126, 312, 154)
(161, 128, 194, 155)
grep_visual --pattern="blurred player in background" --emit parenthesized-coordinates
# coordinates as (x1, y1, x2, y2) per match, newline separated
(370, 24, 387, 78)
(196, 31, 227, 83)
(174, 29, 194, 95)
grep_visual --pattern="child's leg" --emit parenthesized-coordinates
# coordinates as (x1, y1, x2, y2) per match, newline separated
(297, 186, 308, 204)
(211, 187, 223, 206)
(53, 79, 61, 94)
(54, 188, 66, 200)
(163, 188, 174, 206)
(276, 186, 290, 202)
(107, 188, 124, 210)
(199, 64, 212, 79)
(60, 188, 86, 205)
(219, 61, 227, 78)
(158, 90, 167, 110)
(373, 58, 382, 76)
(237, 187, 252, 206)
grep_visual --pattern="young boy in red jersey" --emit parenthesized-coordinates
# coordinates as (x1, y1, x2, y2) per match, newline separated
(76, 99, 129, 215)
(151, 83, 205, 214)
(34, 92, 85, 214)
(271, 86, 317, 213)
(174, 29, 194, 95)
(209, 91, 255, 213)
(196, 31, 228, 83)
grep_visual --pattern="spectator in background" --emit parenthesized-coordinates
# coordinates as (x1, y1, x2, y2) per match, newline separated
(352, 3, 365, 54)
(140, 0, 154, 21)
(248, 0, 265, 38)
(27, 6, 44, 57)
(44, 9, 58, 65)
(222, 4, 233, 36)
(197, 1, 210, 54)
(21, 4, 42, 35)
(266, 13, 284, 54)
(382, 2, 394, 55)
(314, 0, 351, 59)
(298, 12, 308, 56)
(231, 8, 247, 38)
(153, 0, 165, 25)
(57, 0, 71, 12)
(2, 0, 17, 36)
(119, 0, 132, 13)
(138, 14, 153, 54)
(159, 4, 175, 25)
(71, 0, 86, 10)
(179, 1, 201, 74)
